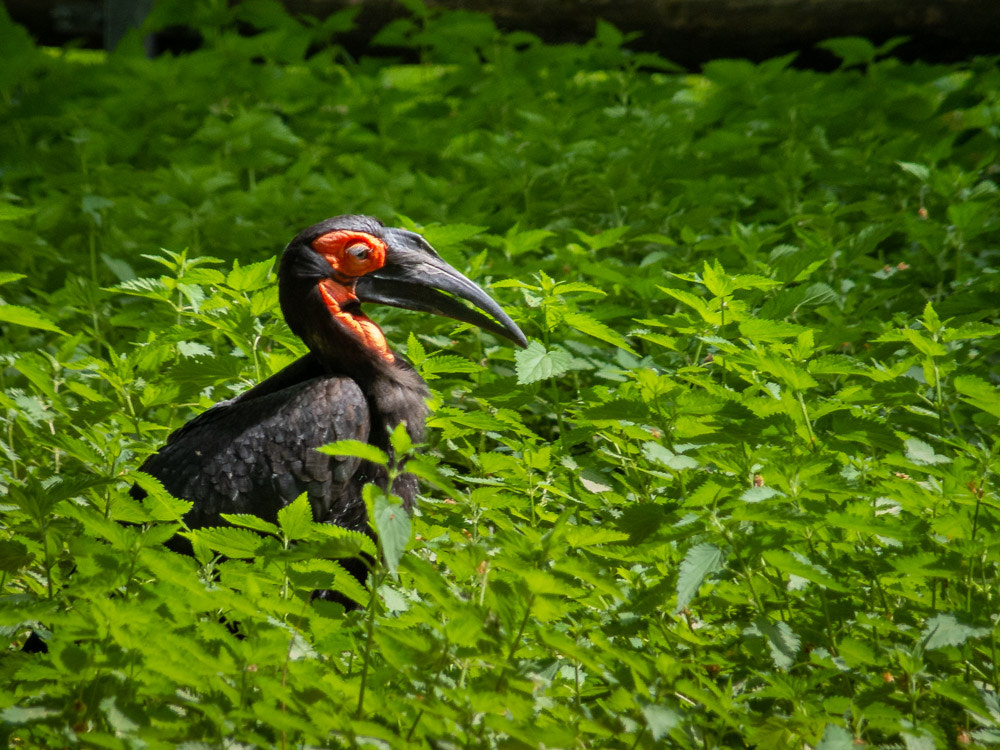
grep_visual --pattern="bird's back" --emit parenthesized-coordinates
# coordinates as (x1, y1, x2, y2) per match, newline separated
(137, 358, 373, 533)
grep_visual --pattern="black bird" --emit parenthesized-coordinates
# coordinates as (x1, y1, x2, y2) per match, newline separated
(134, 215, 526, 575)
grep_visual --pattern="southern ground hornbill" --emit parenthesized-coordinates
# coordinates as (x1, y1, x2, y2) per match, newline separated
(133, 214, 526, 584)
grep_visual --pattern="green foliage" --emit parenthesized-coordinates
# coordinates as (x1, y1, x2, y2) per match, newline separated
(2, 1, 1000, 746)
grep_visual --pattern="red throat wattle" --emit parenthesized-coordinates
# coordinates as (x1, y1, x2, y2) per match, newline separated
(317, 279, 395, 363)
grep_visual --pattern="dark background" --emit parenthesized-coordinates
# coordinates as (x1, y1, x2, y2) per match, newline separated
(6, 0, 1000, 69)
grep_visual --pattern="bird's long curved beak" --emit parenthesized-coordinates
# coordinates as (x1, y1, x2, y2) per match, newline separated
(355, 228, 528, 348)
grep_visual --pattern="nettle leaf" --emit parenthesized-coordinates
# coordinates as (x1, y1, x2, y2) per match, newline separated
(659, 285, 719, 324)
(739, 318, 810, 342)
(133, 472, 193, 521)
(421, 354, 481, 379)
(816, 724, 855, 750)
(922, 613, 989, 650)
(515, 340, 573, 384)
(740, 485, 784, 503)
(186, 526, 263, 558)
(406, 331, 426, 367)
(641, 704, 680, 741)
(0, 304, 64, 334)
(675, 542, 725, 612)
(563, 311, 636, 354)
(373, 496, 410, 579)
(317, 439, 388, 465)
(762, 549, 848, 592)
(642, 441, 699, 471)
(954, 375, 1000, 418)
(219, 513, 279, 535)
(904, 438, 950, 466)
(0, 539, 33, 572)
(752, 616, 801, 670)
(278, 492, 314, 540)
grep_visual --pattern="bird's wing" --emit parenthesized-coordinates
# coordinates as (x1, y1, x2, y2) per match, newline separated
(138, 373, 372, 533)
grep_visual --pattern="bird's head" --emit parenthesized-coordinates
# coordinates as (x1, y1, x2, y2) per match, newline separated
(279, 215, 527, 368)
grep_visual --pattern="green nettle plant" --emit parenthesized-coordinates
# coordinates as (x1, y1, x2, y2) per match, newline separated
(2, 1, 1000, 746)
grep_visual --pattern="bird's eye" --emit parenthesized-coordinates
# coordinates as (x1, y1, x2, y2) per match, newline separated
(347, 244, 370, 261)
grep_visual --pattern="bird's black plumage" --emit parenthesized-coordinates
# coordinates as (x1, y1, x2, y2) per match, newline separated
(134, 215, 526, 568)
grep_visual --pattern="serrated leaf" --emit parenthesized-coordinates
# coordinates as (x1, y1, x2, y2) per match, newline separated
(675, 542, 724, 612)
(904, 438, 950, 466)
(922, 613, 988, 650)
(552, 281, 606, 296)
(406, 331, 425, 366)
(421, 223, 487, 247)
(901, 328, 946, 357)
(752, 616, 800, 670)
(177, 340, 213, 358)
(514, 341, 572, 384)
(642, 442, 698, 471)
(0, 539, 32, 572)
(816, 724, 855, 750)
(373, 496, 410, 579)
(563, 311, 636, 354)
(762, 549, 849, 592)
(954, 375, 1000, 418)
(929, 678, 992, 720)
(564, 526, 629, 547)
(0, 304, 64, 334)
(641, 704, 680, 741)
(132, 472, 193, 522)
(317, 439, 387, 465)
(421, 354, 480, 378)
(226, 258, 273, 292)
(659, 286, 718, 324)
(277, 493, 313, 540)
(740, 485, 783, 503)
(739, 318, 810, 341)
(185, 526, 263, 558)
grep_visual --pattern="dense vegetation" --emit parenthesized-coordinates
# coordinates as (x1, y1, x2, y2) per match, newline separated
(2, 1, 1000, 746)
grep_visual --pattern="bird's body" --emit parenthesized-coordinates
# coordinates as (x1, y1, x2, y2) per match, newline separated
(135, 215, 525, 572)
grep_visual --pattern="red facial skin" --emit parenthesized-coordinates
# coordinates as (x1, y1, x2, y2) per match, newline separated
(312, 230, 394, 363)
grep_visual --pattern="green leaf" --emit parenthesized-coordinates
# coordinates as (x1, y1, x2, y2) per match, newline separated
(277, 493, 313, 540)
(373, 496, 410, 579)
(642, 442, 699, 471)
(675, 543, 724, 612)
(641, 704, 680, 741)
(816, 724, 855, 750)
(0, 272, 26, 286)
(226, 258, 273, 292)
(762, 549, 849, 592)
(420, 223, 487, 247)
(420, 354, 481, 378)
(185, 526, 263, 558)
(0, 539, 32, 572)
(0, 304, 64, 334)
(897, 161, 930, 182)
(563, 311, 636, 354)
(317, 439, 388, 465)
(904, 438, 950, 466)
(922, 613, 989, 650)
(514, 341, 573, 384)
(738, 318, 810, 341)
(954, 375, 1000, 418)
(752, 616, 800, 670)
(818, 36, 876, 67)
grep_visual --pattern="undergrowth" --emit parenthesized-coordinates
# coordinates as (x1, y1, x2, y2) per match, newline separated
(1, 1, 1000, 747)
